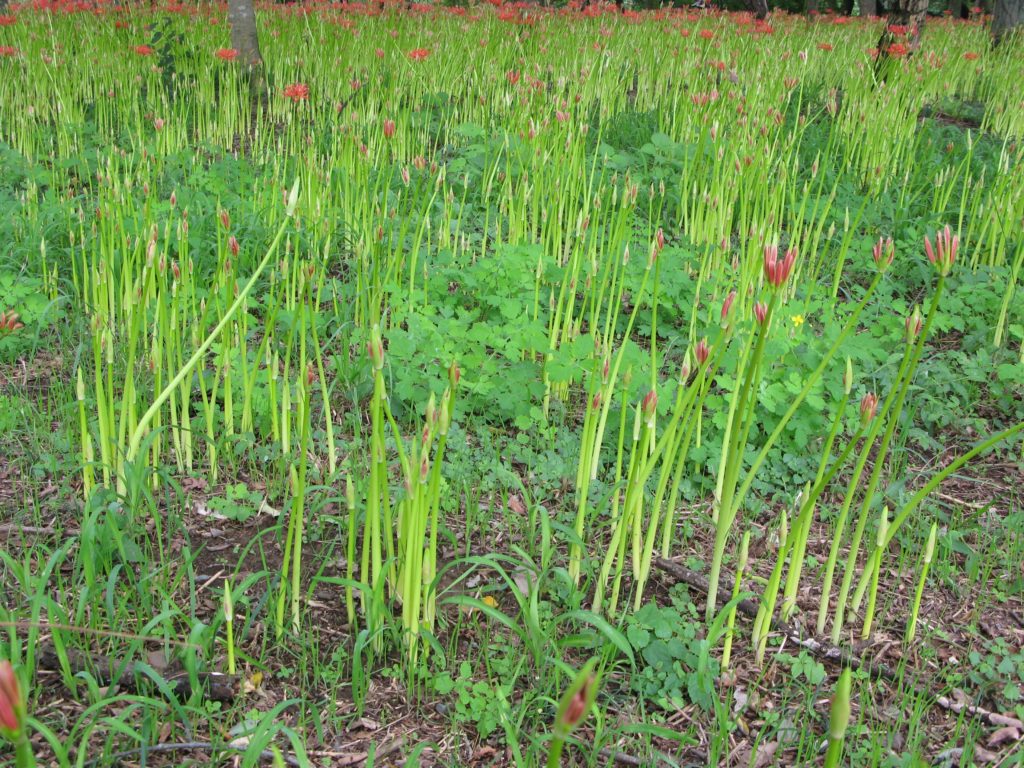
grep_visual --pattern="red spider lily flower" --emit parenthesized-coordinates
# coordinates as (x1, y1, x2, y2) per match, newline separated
(818, 42, 833, 51)
(215, 48, 238, 61)
(887, 42, 909, 58)
(383, 118, 396, 138)
(219, 209, 230, 230)
(721, 290, 737, 324)
(228, 235, 240, 257)
(555, 110, 569, 122)
(134, 45, 155, 56)
(963, 52, 979, 60)
(506, 69, 520, 85)
(784, 77, 799, 89)
(872, 236, 894, 271)
(859, 392, 878, 424)
(283, 83, 309, 102)
(699, 28, 713, 39)
(887, 24, 909, 35)
(375, 47, 385, 58)
(924, 225, 957, 276)
(0, 660, 22, 734)
(763, 245, 797, 288)
(154, 117, 165, 131)
(0, 15, 16, 26)
(408, 47, 430, 61)
(753, 301, 768, 325)
(0, 46, 18, 58)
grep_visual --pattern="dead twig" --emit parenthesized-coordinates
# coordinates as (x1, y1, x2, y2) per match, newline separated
(38, 644, 237, 703)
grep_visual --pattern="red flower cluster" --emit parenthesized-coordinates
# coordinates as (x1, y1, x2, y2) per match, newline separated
(134, 44, 154, 56)
(408, 47, 430, 60)
(887, 24, 909, 36)
(0, 46, 18, 57)
(215, 48, 238, 61)
(698, 28, 713, 39)
(0, 14, 15, 25)
(963, 51, 979, 60)
(887, 42, 909, 58)
(283, 82, 309, 101)
(818, 42, 833, 51)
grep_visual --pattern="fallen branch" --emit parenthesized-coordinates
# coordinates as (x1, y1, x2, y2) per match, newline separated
(38, 644, 237, 703)
(82, 741, 302, 768)
(653, 557, 1024, 736)
(653, 557, 898, 680)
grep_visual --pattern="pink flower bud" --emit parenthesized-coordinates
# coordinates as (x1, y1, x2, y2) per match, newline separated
(753, 301, 768, 325)
(905, 306, 923, 342)
(228, 235, 239, 257)
(219, 209, 230, 230)
(860, 392, 878, 424)
(872, 236, 894, 271)
(383, 118, 396, 138)
(695, 338, 710, 366)
(924, 225, 957, 276)
(642, 389, 658, 425)
(0, 660, 22, 733)
(721, 290, 737, 324)
(764, 244, 797, 288)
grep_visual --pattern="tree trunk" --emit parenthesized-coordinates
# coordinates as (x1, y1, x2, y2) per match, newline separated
(948, 0, 964, 18)
(0, 0, 8, 12)
(992, 0, 1024, 43)
(878, 0, 929, 53)
(861, 0, 877, 14)
(228, 0, 265, 110)
(744, 0, 769, 20)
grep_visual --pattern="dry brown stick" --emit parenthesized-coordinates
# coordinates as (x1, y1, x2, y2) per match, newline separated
(38, 643, 238, 702)
(0, 524, 56, 535)
(82, 741, 303, 768)
(934, 695, 1024, 730)
(654, 557, 1024, 735)
(653, 557, 899, 680)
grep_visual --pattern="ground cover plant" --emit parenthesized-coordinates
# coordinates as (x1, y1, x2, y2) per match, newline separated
(1, 0, 1024, 765)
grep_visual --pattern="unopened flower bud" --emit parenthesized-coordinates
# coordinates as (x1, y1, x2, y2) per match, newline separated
(905, 306, 923, 342)
(860, 391, 878, 424)
(753, 301, 768, 326)
(642, 389, 657, 427)
(695, 338, 710, 366)
(721, 290, 737, 325)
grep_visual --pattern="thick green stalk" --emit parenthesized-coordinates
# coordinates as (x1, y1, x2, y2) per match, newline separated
(123, 179, 299, 478)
